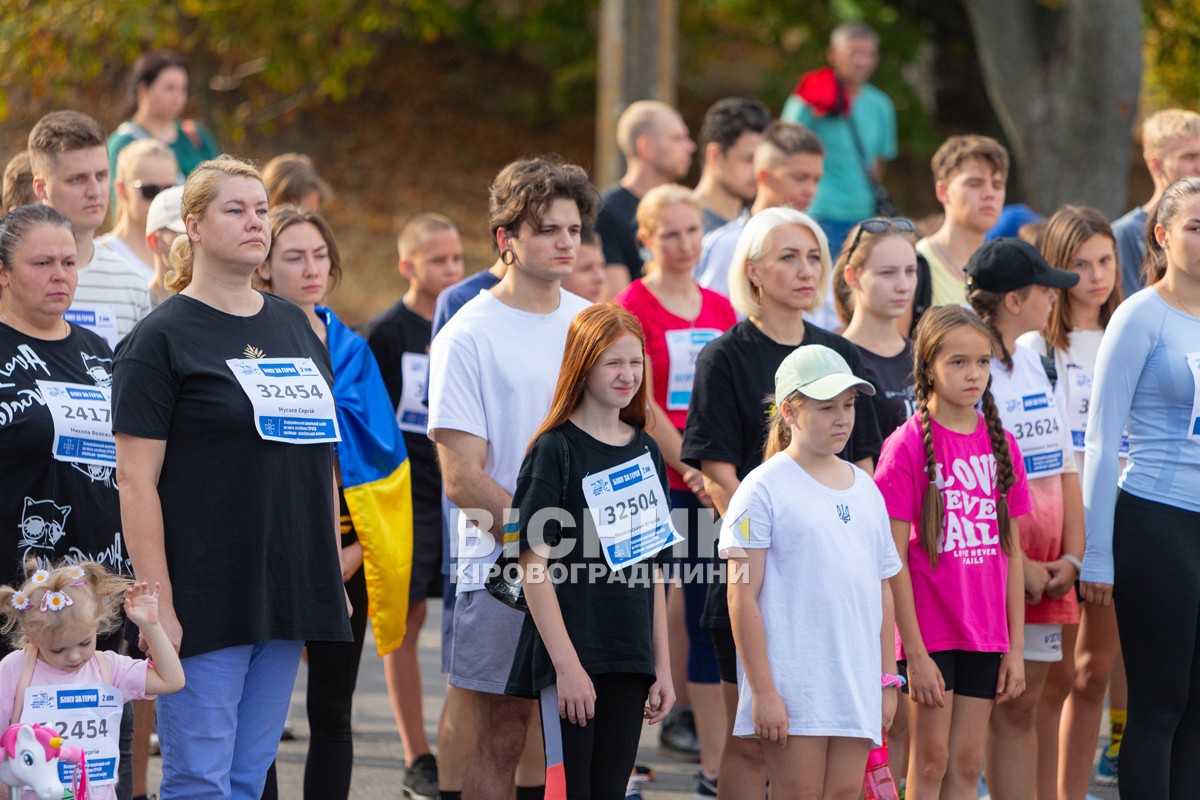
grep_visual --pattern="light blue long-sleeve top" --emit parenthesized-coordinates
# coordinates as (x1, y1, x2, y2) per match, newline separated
(1081, 287, 1200, 584)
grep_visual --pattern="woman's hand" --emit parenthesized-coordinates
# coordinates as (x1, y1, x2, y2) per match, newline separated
(995, 652, 1026, 704)
(340, 541, 364, 583)
(905, 652, 945, 708)
(1080, 581, 1113, 606)
(644, 675, 675, 724)
(556, 663, 596, 727)
(682, 467, 713, 509)
(1023, 559, 1051, 605)
(752, 688, 789, 746)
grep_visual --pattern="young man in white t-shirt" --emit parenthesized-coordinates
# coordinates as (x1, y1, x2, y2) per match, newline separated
(29, 110, 151, 346)
(428, 156, 596, 800)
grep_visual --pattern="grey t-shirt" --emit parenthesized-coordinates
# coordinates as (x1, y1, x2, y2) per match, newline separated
(1112, 205, 1148, 298)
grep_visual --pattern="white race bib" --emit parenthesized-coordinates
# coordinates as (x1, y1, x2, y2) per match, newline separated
(22, 681, 122, 786)
(63, 305, 119, 348)
(1063, 362, 1128, 456)
(226, 358, 340, 444)
(1005, 390, 1066, 476)
(397, 352, 430, 434)
(664, 328, 720, 411)
(582, 452, 682, 571)
(35, 381, 114, 467)
(1064, 364, 1092, 452)
(1187, 352, 1200, 441)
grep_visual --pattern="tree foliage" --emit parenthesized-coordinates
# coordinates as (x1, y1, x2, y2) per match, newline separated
(1143, 0, 1200, 113)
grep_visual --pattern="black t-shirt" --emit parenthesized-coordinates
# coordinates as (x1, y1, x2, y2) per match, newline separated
(365, 301, 441, 537)
(680, 319, 883, 630)
(856, 340, 916, 441)
(595, 186, 645, 279)
(0, 324, 128, 578)
(111, 293, 351, 658)
(506, 422, 672, 697)
(681, 319, 882, 477)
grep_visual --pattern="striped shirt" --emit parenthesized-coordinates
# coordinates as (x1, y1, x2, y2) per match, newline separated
(69, 243, 152, 346)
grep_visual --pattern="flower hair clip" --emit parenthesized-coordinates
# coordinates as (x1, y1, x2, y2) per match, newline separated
(40, 592, 72, 613)
(66, 567, 86, 586)
(29, 570, 49, 586)
(10, 592, 30, 612)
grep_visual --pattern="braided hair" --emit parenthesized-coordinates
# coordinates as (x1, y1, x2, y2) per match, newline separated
(911, 305, 1016, 568)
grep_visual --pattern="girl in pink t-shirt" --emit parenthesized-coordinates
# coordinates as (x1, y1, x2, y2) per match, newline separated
(0, 562, 185, 800)
(874, 305, 1030, 799)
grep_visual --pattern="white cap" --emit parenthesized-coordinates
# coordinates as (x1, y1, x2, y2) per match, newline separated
(145, 185, 186, 235)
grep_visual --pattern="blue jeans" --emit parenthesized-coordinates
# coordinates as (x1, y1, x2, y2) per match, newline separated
(157, 641, 304, 799)
(817, 219, 861, 255)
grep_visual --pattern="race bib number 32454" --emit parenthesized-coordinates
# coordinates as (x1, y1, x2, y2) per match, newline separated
(226, 358, 341, 444)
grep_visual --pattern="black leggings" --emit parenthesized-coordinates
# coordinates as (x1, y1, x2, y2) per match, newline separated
(546, 672, 650, 800)
(1113, 491, 1200, 798)
(260, 566, 368, 800)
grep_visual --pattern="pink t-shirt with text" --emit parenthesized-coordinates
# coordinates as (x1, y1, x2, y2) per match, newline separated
(874, 412, 1032, 659)
(0, 649, 151, 800)
(615, 279, 736, 490)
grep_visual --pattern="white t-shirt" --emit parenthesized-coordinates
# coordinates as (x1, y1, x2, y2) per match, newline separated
(95, 233, 154, 283)
(988, 345, 1076, 479)
(1018, 329, 1124, 474)
(69, 243, 152, 346)
(427, 288, 591, 593)
(717, 453, 901, 746)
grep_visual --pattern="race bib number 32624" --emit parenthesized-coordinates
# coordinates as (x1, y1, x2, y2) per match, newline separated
(226, 357, 341, 444)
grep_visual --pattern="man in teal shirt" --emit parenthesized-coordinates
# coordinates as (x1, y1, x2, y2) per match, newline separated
(782, 22, 897, 251)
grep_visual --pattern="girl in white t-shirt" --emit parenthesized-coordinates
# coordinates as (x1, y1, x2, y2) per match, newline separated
(965, 237, 1085, 800)
(0, 561, 185, 800)
(1017, 206, 1126, 797)
(721, 344, 902, 798)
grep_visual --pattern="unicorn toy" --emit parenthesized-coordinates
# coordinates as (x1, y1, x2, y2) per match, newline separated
(0, 722, 86, 800)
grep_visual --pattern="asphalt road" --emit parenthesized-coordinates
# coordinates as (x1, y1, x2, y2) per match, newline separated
(145, 600, 1120, 799)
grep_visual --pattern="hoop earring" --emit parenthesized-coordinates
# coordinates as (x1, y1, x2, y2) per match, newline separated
(501, 248, 516, 266)
(752, 283, 763, 304)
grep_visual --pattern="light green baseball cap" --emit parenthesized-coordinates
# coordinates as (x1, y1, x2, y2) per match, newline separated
(775, 344, 876, 401)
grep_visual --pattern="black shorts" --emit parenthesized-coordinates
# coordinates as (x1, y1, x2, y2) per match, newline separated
(898, 650, 1002, 700)
(711, 625, 738, 685)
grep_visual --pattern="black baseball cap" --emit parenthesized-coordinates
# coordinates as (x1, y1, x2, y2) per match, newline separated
(965, 238, 1080, 293)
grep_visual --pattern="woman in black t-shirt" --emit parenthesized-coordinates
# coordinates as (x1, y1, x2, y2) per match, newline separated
(680, 207, 882, 799)
(833, 218, 920, 441)
(112, 157, 350, 799)
(506, 304, 675, 800)
(0, 203, 130, 600)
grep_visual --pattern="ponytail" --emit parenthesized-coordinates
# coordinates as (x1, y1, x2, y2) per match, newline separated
(762, 393, 796, 461)
(166, 234, 194, 292)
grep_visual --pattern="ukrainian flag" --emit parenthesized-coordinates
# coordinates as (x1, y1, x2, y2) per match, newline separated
(321, 306, 413, 656)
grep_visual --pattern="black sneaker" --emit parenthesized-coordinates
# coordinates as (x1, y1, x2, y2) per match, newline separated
(659, 706, 701, 762)
(403, 753, 439, 800)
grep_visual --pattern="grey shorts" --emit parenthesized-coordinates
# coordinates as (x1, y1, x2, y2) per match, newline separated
(448, 589, 526, 694)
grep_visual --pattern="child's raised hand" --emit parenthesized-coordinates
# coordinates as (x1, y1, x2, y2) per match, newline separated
(123, 581, 161, 628)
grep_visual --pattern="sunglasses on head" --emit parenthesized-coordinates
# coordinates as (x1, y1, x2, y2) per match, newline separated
(844, 217, 916, 261)
(131, 181, 175, 201)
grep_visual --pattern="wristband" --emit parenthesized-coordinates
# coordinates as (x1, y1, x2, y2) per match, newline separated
(1061, 554, 1083, 573)
(881, 673, 906, 689)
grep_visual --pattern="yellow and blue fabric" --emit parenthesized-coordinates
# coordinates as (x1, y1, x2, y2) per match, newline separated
(321, 306, 413, 656)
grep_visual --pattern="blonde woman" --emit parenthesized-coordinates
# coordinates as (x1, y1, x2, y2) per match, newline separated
(113, 156, 350, 799)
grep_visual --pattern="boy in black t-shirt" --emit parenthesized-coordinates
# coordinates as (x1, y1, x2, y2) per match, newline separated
(366, 213, 465, 800)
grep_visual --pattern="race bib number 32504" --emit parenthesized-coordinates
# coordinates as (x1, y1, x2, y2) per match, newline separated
(226, 358, 340, 444)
